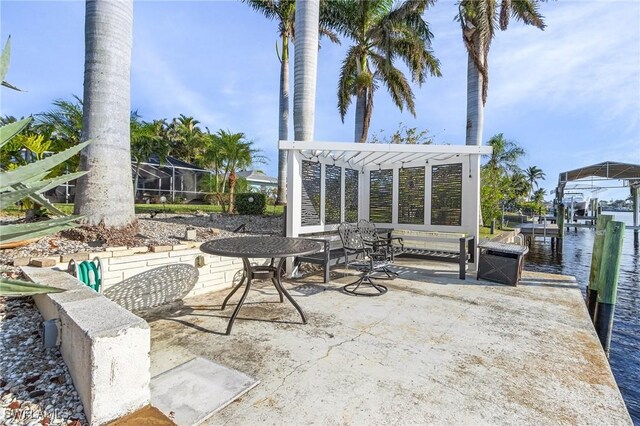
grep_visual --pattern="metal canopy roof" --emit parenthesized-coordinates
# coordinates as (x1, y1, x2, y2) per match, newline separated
(557, 161, 640, 193)
(278, 141, 491, 169)
(559, 161, 640, 183)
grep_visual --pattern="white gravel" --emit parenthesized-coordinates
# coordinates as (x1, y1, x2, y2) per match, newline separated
(0, 297, 87, 426)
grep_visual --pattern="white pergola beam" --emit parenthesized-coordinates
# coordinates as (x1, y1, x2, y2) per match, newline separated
(279, 141, 491, 156)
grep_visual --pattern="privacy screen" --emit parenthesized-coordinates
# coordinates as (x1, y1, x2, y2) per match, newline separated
(324, 165, 341, 224)
(399, 167, 425, 224)
(301, 160, 321, 225)
(345, 169, 359, 222)
(431, 163, 462, 226)
(369, 169, 393, 223)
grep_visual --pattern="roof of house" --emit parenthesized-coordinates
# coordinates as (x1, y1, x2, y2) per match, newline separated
(237, 170, 277, 184)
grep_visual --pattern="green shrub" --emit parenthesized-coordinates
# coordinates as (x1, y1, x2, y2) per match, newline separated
(235, 193, 266, 215)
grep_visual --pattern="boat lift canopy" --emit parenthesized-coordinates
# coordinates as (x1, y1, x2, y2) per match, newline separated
(556, 161, 640, 201)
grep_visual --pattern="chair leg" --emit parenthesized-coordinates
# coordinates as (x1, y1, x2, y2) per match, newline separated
(342, 272, 388, 296)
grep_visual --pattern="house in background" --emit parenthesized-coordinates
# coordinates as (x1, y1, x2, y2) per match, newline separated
(237, 170, 278, 195)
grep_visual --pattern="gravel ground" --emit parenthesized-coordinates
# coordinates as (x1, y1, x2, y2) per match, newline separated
(0, 297, 87, 426)
(0, 213, 284, 267)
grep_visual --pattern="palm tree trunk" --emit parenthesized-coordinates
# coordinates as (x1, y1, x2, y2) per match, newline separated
(134, 160, 141, 199)
(276, 35, 289, 205)
(293, 0, 320, 142)
(75, 0, 136, 228)
(354, 92, 366, 143)
(465, 44, 484, 146)
(228, 170, 237, 213)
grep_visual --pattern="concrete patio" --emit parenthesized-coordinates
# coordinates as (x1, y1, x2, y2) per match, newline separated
(147, 259, 632, 425)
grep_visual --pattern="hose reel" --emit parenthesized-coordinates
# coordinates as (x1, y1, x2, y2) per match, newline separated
(68, 257, 102, 293)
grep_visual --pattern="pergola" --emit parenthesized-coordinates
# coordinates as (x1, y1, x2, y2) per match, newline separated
(280, 141, 492, 269)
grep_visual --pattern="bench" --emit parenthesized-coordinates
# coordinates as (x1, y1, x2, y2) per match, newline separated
(390, 230, 475, 279)
(294, 230, 359, 283)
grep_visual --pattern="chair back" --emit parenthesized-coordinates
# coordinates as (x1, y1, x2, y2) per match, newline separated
(357, 219, 379, 245)
(338, 222, 365, 252)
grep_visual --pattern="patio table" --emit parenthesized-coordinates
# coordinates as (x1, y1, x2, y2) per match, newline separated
(200, 236, 322, 335)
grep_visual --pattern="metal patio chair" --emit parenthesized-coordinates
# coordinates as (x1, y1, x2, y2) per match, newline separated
(338, 222, 394, 296)
(357, 219, 403, 272)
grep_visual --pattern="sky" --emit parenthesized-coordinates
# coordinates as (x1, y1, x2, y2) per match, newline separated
(1, 0, 639, 201)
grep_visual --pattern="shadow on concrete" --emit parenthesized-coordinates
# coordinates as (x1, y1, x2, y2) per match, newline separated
(103, 264, 199, 314)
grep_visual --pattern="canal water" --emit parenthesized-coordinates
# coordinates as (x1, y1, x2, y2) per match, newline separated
(524, 211, 639, 424)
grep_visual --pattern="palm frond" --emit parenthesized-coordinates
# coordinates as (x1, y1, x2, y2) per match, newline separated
(337, 46, 360, 121)
(510, 0, 546, 29)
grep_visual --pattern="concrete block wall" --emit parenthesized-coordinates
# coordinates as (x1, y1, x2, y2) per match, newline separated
(46, 242, 261, 300)
(95, 243, 249, 298)
(23, 267, 150, 426)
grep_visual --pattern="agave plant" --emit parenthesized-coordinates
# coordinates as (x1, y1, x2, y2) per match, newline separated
(1, 37, 89, 296)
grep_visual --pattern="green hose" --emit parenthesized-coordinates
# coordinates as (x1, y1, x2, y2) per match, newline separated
(69, 257, 102, 293)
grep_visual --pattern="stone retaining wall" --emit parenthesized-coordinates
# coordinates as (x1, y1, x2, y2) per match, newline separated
(20, 242, 251, 299)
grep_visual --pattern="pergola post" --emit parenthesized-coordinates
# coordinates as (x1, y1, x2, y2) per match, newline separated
(466, 154, 481, 270)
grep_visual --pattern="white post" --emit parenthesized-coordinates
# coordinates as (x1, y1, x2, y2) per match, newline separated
(340, 167, 346, 223)
(320, 162, 326, 225)
(361, 169, 369, 221)
(424, 164, 431, 227)
(466, 154, 481, 270)
(286, 150, 302, 275)
(392, 167, 399, 225)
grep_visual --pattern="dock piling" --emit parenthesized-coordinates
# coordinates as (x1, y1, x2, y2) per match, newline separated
(586, 215, 613, 321)
(593, 220, 625, 356)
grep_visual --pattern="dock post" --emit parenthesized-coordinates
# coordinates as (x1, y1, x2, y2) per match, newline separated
(557, 204, 565, 251)
(594, 220, 625, 356)
(632, 187, 639, 248)
(586, 214, 613, 321)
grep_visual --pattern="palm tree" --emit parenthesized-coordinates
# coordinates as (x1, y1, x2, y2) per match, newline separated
(510, 171, 531, 202)
(484, 133, 525, 176)
(167, 114, 206, 164)
(35, 96, 84, 148)
(208, 130, 265, 213)
(458, 0, 545, 146)
(293, 0, 320, 142)
(245, 0, 295, 206)
(131, 117, 170, 198)
(524, 165, 545, 200)
(328, 0, 441, 143)
(74, 0, 136, 229)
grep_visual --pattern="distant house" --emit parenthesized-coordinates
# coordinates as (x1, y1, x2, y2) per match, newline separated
(236, 170, 278, 195)
(45, 155, 211, 203)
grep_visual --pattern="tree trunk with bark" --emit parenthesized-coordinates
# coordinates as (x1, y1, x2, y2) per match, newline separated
(276, 34, 289, 205)
(75, 0, 136, 228)
(293, 0, 320, 142)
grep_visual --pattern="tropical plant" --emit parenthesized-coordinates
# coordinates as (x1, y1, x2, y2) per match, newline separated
(0, 37, 89, 296)
(293, 0, 320, 142)
(74, 0, 136, 229)
(131, 116, 170, 198)
(214, 130, 265, 213)
(458, 0, 545, 146)
(328, 0, 441, 143)
(369, 123, 434, 145)
(509, 171, 531, 202)
(524, 165, 545, 200)
(35, 96, 83, 147)
(484, 133, 525, 175)
(167, 114, 206, 164)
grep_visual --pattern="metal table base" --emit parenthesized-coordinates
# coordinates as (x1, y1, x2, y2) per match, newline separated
(221, 257, 306, 335)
